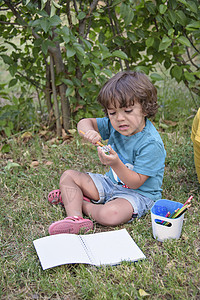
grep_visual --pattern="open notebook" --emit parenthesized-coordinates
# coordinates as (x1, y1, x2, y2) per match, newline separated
(33, 229, 146, 270)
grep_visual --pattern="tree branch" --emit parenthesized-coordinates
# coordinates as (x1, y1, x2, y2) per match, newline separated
(186, 47, 199, 70)
(66, 0, 73, 28)
(3, 0, 26, 25)
(16, 71, 43, 90)
(184, 32, 200, 55)
(88, 0, 99, 16)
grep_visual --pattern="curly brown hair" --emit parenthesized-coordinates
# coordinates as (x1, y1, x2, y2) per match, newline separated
(97, 71, 158, 118)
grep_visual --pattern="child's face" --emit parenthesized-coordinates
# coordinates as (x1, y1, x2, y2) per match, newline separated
(107, 101, 146, 136)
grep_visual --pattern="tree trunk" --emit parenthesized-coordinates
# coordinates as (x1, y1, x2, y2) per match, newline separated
(50, 43, 71, 131)
(45, 63, 52, 115)
(50, 54, 62, 136)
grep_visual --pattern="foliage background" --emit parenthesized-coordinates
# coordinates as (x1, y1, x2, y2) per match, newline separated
(0, 0, 199, 137)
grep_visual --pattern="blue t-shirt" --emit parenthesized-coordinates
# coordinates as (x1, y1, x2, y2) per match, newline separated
(97, 117, 166, 201)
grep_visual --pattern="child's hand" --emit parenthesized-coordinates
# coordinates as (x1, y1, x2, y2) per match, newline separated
(83, 130, 102, 146)
(97, 146, 119, 166)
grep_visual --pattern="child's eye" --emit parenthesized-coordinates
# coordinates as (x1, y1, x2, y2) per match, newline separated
(108, 111, 116, 115)
(125, 109, 133, 113)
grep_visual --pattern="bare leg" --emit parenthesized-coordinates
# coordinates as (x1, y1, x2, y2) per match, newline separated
(59, 170, 99, 217)
(83, 198, 134, 226)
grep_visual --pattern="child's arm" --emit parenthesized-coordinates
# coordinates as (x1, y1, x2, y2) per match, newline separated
(98, 147, 149, 189)
(77, 118, 102, 145)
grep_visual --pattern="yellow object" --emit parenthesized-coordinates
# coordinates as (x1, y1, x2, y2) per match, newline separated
(191, 108, 200, 183)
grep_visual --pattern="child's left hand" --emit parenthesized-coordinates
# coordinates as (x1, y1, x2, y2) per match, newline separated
(97, 146, 119, 166)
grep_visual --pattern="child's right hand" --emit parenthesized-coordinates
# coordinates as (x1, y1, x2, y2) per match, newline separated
(82, 130, 102, 146)
(97, 146, 119, 166)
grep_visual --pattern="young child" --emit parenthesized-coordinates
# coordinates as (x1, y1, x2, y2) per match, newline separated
(191, 108, 200, 183)
(48, 71, 166, 235)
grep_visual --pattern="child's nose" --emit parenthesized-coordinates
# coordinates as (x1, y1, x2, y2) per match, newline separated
(116, 112, 125, 121)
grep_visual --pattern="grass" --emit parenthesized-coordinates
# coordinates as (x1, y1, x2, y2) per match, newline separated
(0, 112, 200, 299)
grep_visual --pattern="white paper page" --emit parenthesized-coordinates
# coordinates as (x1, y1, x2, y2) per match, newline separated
(33, 234, 91, 270)
(83, 229, 146, 266)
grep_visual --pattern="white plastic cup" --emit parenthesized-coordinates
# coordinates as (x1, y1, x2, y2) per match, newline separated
(151, 199, 184, 242)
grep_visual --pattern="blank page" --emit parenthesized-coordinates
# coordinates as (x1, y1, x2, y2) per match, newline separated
(83, 229, 146, 266)
(33, 234, 91, 270)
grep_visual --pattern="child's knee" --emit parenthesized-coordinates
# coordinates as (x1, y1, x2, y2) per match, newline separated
(60, 170, 75, 186)
(97, 205, 121, 226)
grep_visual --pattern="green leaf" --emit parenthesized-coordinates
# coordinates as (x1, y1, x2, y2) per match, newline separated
(102, 52, 112, 60)
(168, 10, 177, 24)
(82, 39, 92, 50)
(81, 57, 90, 66)
(41, 40, 55, 55)
(1, 144, 10, 153)
(158, 36, 172, 51)
(9, 78, 17, 88)
(146, 37, 154, 48)
(99, 44, 109, 52)
(193, 71, 200, 78)
(134, 66, 149, 74)
(62, 26, 70, 37)
(8, 63, 17, 76)
(78, 12, 86, 20)
(177, 0, 187, 5)
(103, 69, 113, 77)
(124, 10, 134, 26)
(5, 161, 20, 170)
(4, 127, 11, 137)
(186, 21, 200, 31)
(127, 32, 137, 43)
(63, 35, 70, 44)
(184, 71, 195, 82)
(177, 36, 191, 47)
(66, 87, 74, 97)
(34, 38, 43, 47)
(49, 15, 61, 26)
(50, 5, 56, 17)
(73, 43, 85, 57)
(186, 1, 198, 13)
(145, 2, 156, 14)
(1, 54, 13, 65)
(112, 50, 128, 60)
(159, 4, 167, 14)
(62, 79, 74, 86)
(78, 87, 86, 98)
(170, 65, 183, 81)
(41, 0, 48, 10)
(72, 77, 81, 87)
(52, 0, 62, 9)
(66, 46, 76, 58)
(150, 73, 163, 81)
(98, 31, 105, 43)
(40, 18, 50, 33)
(168, 28, 174, 36)
(120, 3, 127, 17)
(176, 11, 187, 26)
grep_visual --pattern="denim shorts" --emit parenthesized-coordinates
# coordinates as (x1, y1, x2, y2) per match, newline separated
(87, 173, 154, 219)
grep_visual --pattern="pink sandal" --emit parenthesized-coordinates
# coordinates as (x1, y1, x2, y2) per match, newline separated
(48, 216, 93, 235)
(48, 189, 91, 205)
(48, 189, 63, 205)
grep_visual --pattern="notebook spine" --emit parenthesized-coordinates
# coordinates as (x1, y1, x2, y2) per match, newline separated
(79, 236, 97, 265)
